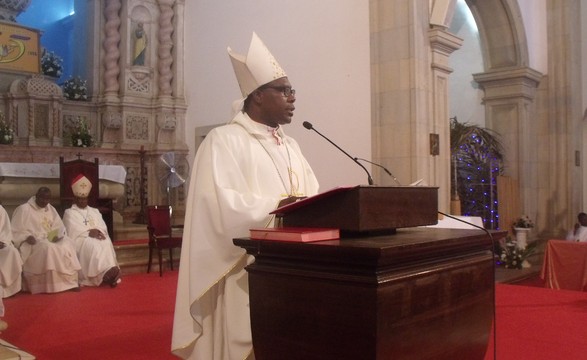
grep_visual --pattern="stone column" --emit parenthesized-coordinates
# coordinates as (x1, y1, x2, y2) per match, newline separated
(370, 0, 460, 212)
(473, 67, 543, 228)
(103, 0, 122, 97)
(429, 28, 462, 213)
(157, 0, 174, 98)
(543, 0, 584, 234)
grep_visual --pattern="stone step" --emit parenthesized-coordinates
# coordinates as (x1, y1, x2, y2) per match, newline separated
(113, 239, 180, 276)
(112, 221, 182, 275)
(113, 222, 149, 242)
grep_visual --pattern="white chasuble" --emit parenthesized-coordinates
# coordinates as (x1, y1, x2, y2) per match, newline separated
(172, 112, 319, 359)
(63, 204, 119, 286)
(11, 197, 81, 294)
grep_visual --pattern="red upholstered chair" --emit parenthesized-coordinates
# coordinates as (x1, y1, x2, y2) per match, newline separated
(146, 205, 182, 276)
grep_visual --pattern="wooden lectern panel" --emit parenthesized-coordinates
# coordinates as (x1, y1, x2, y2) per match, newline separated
(235, 228, 505, 360)
(273, 186, 438, 235)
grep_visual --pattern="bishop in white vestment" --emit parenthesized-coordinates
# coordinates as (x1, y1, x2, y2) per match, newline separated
(172, 33, 320, 360)
(63, 175, 120, 287)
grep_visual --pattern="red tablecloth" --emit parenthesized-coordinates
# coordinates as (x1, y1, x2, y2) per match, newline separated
(540, 239, 587, 291)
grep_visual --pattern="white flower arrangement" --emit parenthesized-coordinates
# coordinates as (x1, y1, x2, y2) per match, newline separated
(70, 117, 93, 147)
(0, 112, 14, 145)
(62, 76, 88, 101)
(513, 215, 534, 229)
(41, 50, 63, 78)
(498, 237, 536, 269)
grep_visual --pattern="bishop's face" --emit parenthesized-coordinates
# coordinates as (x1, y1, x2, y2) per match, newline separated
(74, 196, 89, 209)
(256, 77, 296, 128)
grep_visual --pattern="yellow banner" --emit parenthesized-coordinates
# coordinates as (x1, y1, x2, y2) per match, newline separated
(0, 21, 40, 74)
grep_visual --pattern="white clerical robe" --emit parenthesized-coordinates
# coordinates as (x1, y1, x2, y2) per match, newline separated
(11, 196, 81, 294)
(63, 204, 119, 286)
(566, 226, 587, 242)
(0, 205, 22, 298)
(172, 112, 319, 360)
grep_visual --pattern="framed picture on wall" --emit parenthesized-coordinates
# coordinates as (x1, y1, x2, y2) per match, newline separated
(0, 21, 41, 74)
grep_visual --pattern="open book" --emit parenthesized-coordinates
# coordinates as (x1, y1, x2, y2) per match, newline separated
(271, 186, 356, 215)
(47, 229, 59, 243)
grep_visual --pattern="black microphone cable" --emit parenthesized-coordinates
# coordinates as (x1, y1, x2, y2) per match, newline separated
(354, 157, 401, 185)
(437, 211, 497, 360)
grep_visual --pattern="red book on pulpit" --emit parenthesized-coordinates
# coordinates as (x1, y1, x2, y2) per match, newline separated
(249, 227, 340, 242)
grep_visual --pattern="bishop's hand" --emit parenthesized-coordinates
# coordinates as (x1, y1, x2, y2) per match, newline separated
(277, 196, 306, 208)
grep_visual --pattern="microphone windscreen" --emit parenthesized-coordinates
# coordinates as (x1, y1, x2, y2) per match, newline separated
(302, 121, 313, 130)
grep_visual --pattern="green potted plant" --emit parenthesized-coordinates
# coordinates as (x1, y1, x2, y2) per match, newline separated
(450, 117, 504, 229)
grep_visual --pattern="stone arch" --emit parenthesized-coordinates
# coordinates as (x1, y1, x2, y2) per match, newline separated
(465, 0, 529, 70)
(431, 0, 529, 70)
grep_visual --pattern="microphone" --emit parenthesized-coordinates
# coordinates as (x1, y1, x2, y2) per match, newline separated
(436, 211, 497, 360)
(355, 157, 401, 186)
(302, 121, 374, 185)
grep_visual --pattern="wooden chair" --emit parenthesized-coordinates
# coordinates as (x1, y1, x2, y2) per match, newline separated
(146, 205, 182, 276)
(59, 156, 114, 239)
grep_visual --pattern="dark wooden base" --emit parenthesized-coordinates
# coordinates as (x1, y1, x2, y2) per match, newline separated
(235, 228, 503, 360)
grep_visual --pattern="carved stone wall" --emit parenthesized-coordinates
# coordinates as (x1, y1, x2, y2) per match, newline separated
(0, 0, 188, 226)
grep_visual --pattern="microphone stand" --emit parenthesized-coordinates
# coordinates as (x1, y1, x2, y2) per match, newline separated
(355, 157, 401, 185)
(437, 211, 497, 360)
(303, 122, 373, 185)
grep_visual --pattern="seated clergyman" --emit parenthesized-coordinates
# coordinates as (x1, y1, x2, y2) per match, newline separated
(63, 175, 121, 288)
(11, 187, 81, 294)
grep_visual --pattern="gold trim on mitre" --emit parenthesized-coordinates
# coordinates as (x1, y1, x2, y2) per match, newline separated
(227, 32, 287, 98)
(71, 174, 92, 198)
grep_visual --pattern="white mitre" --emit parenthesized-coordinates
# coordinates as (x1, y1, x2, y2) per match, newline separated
(227, 32, 287, 98)
(71, 174, 92, 198)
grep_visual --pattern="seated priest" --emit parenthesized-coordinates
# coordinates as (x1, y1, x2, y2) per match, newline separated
(565, 212, 587, 242)
(63, 175, 121, 288)
(0, 204, 23, 297)
(11, 187, 82, 294)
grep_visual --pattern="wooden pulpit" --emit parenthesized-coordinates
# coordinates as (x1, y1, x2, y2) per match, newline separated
(235, 186, 503, 359)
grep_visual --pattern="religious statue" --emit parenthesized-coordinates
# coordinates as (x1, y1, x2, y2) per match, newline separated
(132, 22, 147, 66)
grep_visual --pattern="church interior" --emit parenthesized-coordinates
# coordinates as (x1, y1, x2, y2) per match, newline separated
(1, 0, 587, 358)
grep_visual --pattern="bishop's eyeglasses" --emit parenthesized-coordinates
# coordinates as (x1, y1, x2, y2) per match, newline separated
(262, 86, 296, 98)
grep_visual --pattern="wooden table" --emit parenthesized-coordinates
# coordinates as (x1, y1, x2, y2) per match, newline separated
(540, 239, 587, 291)
(235, 227, 505, 360)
